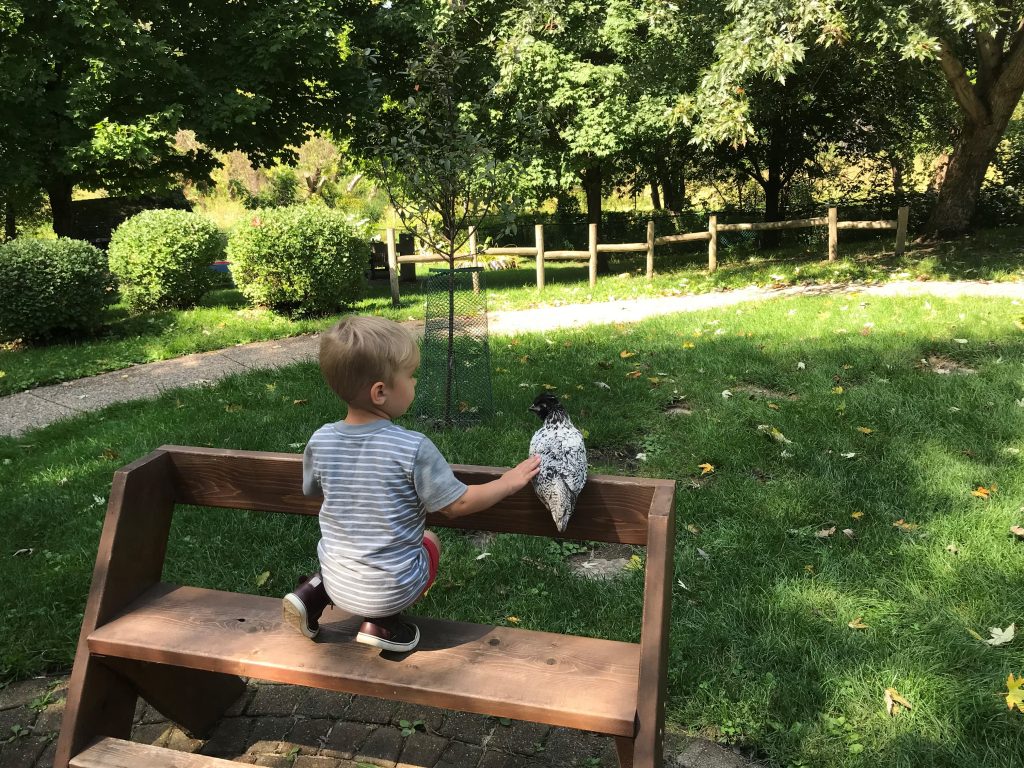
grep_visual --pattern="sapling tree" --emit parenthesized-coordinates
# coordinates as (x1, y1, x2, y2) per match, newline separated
(364, 6, 532, 425)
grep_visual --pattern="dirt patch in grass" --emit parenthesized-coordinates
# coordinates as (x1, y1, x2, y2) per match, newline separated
(662, 396, 694, 416)
(733, 383, 800, 401)
(568, 543, 637, 581)
(588, 444, 643, 472)
(921, 354, 977, 375)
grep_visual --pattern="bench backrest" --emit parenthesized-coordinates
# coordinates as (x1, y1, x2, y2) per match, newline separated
(162, 444, 674, 545)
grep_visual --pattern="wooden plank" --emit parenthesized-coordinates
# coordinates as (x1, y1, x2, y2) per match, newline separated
(646, 220, 655, 280)
(588, 223, 598, 288)
(654, 232, 710, 245)
(162, 446, 666, 545)
(632, 483, 676, 768)
(71, 737, 240, 768)
(481, 246, 537, 256)
(835, 220, 896, 230)
(828, 207, 838, 262)
(386, 228, 399, 307)
(536, 224, 545, 290)
(717, 217, 827, 232)
(596, 243, 647, 253)
(89, 585, 642, 737)
(543, 250, 590, 259)
(895, 205, 909, 256)
(396, 253, 473, 264)
(707, 215, 718, 274)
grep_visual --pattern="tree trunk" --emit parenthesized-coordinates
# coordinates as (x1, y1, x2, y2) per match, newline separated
(583, 165, 609, 273)
(4, 197, 15, 241)
(650, 180, 661, 210)
(46, 176, 75, 238)
(892, 161, 904, 199)
(921, 122, 1003, 238)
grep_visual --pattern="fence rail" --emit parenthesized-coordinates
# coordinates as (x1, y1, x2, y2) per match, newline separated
(383, 206, 909, 306)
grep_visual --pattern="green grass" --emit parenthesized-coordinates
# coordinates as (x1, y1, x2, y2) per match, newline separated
(2, 292, 1023, 766)
(4, 226, 1024, 398)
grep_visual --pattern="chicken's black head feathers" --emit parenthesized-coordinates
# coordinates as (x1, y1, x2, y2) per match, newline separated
(529, 392, 565, 421)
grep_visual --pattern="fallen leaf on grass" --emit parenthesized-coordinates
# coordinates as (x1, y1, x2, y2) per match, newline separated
(1011, 525, 1024, 540)
(722, 389, 733, 399)
(594, 381, 611, 390)
(505, 616, 520, 624)
(541, 383, 557, 390)
(842, 528, 855, 539)
(626, 370, 643, 379)
(686, 523, 701, 536)
(832, 386, 844, 395)
(255, 570, 271, 587)
(884, 687, 912, 716)
(224, 403, 243, 412)
(985, 624, 1016, 647)
(475, 552, 492, 561)
(696, 548, 710, 561)
(851, 511, 865, 520)
(101, 448, 119, 461)
(12, 548, 33, 557)
(841, 452, 858, 459)
(1006, 674, 1024, 712)
(893, 519, 919, 532)
(620, 350, 635, 359)
(972, 486, 991, 499)
(292, 399, 308, 406)
(757, 424, 793, 444)
(856, 426, 874, 435)
(698, 462, 715, 475)
(815, 526, 837, 540)
(946, 543, 960, 555)
(848, 617, 869, 630)
(682, 341, 695, 349)
(796, 361, 806, 370)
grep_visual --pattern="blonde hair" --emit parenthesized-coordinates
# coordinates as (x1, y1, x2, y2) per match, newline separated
(319, 316, 419, 402)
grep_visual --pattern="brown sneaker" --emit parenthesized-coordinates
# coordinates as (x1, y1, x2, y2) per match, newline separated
(356, 615, 420, 652)
(282, 573, 332, 639)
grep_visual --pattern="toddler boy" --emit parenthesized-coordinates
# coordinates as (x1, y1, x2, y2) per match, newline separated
(283, 315, 540, 652)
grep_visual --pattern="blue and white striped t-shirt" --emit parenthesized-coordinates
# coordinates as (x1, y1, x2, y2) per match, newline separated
(302, 419, 467, 617)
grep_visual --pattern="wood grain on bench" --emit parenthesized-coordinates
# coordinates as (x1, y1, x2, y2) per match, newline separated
(89, 583, 641, 737)
(162, 444, 672, 544)
(71, 737, 238, 767)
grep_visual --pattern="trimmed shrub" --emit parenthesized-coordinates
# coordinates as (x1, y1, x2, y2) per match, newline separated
(108, 209, 222, 312)
(227, 206, 368, 316)
(0, 237, 113, 342)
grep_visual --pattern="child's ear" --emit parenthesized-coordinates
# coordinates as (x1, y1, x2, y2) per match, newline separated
(369, 381, 388, 405)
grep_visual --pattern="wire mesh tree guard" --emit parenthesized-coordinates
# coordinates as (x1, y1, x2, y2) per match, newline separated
(415, 267, 493, 427)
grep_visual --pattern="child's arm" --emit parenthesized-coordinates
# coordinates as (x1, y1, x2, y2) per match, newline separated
(437, 455, 541, 519)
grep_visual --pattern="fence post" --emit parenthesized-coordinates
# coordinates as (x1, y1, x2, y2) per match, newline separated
(828, 207, 838, 261)
(535, 223, 545, 291)
(588, 223, 598, 289)
(707, 215, 718, 273)
(386, 227, 400, 307)
(469, 225, 480, 294)
(895, 206, 909, 257)
(646, 220, 655, 280)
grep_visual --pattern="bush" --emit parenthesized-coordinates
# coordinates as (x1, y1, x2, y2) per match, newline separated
(108, 209, 222, 312)
(227, 206, 368, 316)
(0, 237, 113, 342)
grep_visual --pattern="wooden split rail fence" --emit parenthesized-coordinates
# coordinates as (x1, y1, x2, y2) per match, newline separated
(384, 206, 910, 306)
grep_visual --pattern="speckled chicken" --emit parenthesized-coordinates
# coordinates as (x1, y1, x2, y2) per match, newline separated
(528, 392, 588, 532)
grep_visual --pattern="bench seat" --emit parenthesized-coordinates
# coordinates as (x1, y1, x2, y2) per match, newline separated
(88, 583, 641, 737)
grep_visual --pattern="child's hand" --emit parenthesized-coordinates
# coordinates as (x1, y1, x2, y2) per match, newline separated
(501, 455, 541, 494)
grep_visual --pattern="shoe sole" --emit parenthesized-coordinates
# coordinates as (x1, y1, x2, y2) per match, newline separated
(282, 593, 318, 639)
(356, 623, 420, 653)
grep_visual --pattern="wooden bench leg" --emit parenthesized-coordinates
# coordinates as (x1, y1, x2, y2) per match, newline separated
(55, 450, 177, 768)
(615, 736, 635, 768)
(102, 658, 247, 738)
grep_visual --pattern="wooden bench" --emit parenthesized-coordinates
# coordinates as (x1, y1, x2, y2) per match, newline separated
(55, 445, 676, 768)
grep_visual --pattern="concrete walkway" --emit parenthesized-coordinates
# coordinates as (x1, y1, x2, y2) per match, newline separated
(3, 279, 1022, 438)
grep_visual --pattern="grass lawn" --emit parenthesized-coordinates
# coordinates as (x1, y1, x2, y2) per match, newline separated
(2, 292, 1023, 766)
(3, 226, 1024, 398)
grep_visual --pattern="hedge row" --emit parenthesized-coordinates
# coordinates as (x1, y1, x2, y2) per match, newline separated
(0, 206, 369, 342)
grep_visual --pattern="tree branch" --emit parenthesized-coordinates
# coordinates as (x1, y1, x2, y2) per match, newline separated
(937, 38, 990, 125)
(990, 16, 1024, 119)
